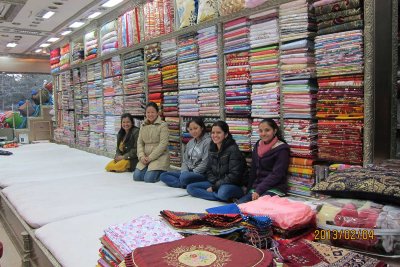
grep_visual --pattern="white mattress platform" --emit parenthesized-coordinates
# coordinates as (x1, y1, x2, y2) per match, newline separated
(35, 196, 218, 267)
(0, 143, 221, 267)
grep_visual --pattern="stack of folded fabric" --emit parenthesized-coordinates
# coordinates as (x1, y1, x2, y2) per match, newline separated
(100, 20, 118, 56)
(279, 0, 316, 43)
(287, 157, 315, 196)
(280, 39, 316, 81)
(143, 0, 174, 40)
(104, 116, 120, 152)
(225, 52, 250, 85)
(161, 39, 178, 92)
(314, 0, 363, 35)
(284, 119, 318, 158)
(123, 50, 145, 116)
(249, 10, 279, 84)
(225, 85, 251, 116)
(87, 81, 102, 99)
(76, 116, 90, 147)
(99, 215, 182, 267)
(80, 66, 87, 83)
(72, 68, 80, 84)
(71, 38, 84, 65)
(104, 96, 123, 116)
(317, 75, 364, 119)
(318, 120, 363, 164)
(89, 131, 104, 150)
(148, 92, 163, 108)
(179, 89, 199, 117)
(88, 98, 103, 115)
(238, 195, 317, 241)
(282, 79, 317, 119)
(224, 17, 250, 54)
(226, 118, 252, 152)
(198, 26, 218, 60)
(198, 88, 220, 117)
(198, 26, 218, 90)
(163, 92, 179, 117)
(50, 48, 60, 73)
(103, 77, 123, 97)
(117, 8, 141, 48)
(315, 29, 363, 77)
(60, 43, 70, 70)
(102, 56, 122, 78)
(251, 83, 280, 118)
(164, 117, 181, 167)
(87, 62, 102, 81)
(84, 30, 98, 61)
(160, 210, 243, 236)
(61, 111, 75, 145)
(146, 43, 163, 110)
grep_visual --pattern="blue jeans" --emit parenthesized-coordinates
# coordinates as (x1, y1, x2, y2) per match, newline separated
(160, 171, 207, 188)
(187, 181, 244, 202)
(237, 190, 279, 204)
(133, 167, 164, 183)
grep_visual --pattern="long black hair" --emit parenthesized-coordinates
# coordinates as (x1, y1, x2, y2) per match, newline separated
(259, 118, 286, 143)
(211, 120, 233, 140)
(118, 113, 135, 143)
(186, 117, 207, 137)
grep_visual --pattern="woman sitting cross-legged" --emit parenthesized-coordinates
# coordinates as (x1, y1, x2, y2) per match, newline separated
(187, 121, 248, 202)
(133, 102, 170, 183)
(237, 118, 290, 204)
(105, 113, 139, 172)
(160, 118, 211, 188)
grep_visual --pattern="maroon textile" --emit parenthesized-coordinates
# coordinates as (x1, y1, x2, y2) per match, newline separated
(126, 235, 273, 267)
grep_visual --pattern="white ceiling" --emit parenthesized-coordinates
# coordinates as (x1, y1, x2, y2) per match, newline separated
(0, 0, 127, 58)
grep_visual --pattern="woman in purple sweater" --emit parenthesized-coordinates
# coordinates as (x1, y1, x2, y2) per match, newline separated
(237, 119, 290, 204)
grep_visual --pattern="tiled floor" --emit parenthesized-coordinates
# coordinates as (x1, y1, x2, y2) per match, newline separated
(0, 221, 22, 267)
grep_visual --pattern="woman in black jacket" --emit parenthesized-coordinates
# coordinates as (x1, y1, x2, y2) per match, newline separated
(187, 121, 248, 202)
(105, 113, 140, 172)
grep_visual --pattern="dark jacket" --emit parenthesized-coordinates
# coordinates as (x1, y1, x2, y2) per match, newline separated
(116, 127, 140, 171)
(247, 140, 290, 195)
(206, 137, 248, 191)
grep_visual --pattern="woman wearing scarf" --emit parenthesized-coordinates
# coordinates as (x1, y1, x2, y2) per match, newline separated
(237, 119, 290, 203)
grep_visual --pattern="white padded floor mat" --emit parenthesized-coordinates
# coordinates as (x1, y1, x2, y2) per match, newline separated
(35, 196, 219, 267)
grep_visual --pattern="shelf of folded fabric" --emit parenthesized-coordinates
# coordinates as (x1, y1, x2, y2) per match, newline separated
(143, 0, 174, 41)
(100, 20, 119, 57)
(50, 47, 61, 74)
(145, 42, 163, 111)
(60, 110, 75, 145)
(76, 115, 90, 147)
(104, 116, 121, 152)
(198, 26, 220, 117)
(123, 50, 146, 116)
(89, 115, 105, 150)
(80, 65, 87, 83)
(102, 55, 122, 79)
(178, 33, 200, 117)
(71, 37, 84, 66)
(60, 43, 71, 71)
(287, 157, 316, 197)
(226, 118, 252, 152)
(165, 117, 181, 168)
(161, 38, 179, 119)
(118, 7, 141, 48)
(84, 30, 98, 61)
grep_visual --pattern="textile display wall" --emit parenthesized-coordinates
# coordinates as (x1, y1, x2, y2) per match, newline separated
(53, 0, 367, 197)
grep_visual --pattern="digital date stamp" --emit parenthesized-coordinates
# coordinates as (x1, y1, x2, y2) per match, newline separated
(314, 229, 375, 240)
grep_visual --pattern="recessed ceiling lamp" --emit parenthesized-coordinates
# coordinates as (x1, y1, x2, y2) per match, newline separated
(88, 12, 102, 19)
(69, 21, 85, 28)
(6, 42, 17, 48)
(35, 49, 42, 53)
(61, 30, 72, 35)
(48, 37, 60, 42)
(40, 43, 51, 47)
(102, 0, 124, 8)
(43, 11, 55, 19)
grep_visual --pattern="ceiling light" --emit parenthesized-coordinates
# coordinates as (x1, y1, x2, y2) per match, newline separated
(35, 49, 42, 53)
(6, 43, 17, 48)
(61, 30, 72, 36)
(42, 11, 55, 19)
(40, 43, 51, 47)
(48, 37, 60, 42)
(88, 12, 102, 19)
(69, 21, 85, 28)
(102, 0, 124, 8)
